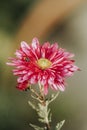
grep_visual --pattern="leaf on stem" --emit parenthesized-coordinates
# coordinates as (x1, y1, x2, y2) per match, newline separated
(28, 101, 38, 111)
(55, 120, 65, 130)
(49, 92, 59, 104)
(30, 124, 44, 130)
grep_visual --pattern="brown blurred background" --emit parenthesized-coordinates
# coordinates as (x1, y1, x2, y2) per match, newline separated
(0, 0, 87, 130)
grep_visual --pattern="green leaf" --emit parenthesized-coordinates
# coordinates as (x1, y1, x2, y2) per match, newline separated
(30, 124, 44, 130)
(49, 92, 59, 104)
(55, 120, 65, 130)
(28, 101, 38, 111)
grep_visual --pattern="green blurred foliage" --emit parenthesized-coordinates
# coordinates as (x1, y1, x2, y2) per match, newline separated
(0, 0, 37, 34)
(0, 1, 39, 130)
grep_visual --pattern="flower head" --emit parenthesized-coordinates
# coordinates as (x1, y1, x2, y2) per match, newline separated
(7, 38, 79, 94)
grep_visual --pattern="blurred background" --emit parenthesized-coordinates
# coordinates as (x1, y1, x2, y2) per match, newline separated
(0, 0, 87, 130)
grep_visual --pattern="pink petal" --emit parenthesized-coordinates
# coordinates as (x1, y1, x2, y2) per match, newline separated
(21, 41, 30, 55)
(44, 84, 48, 95)
(32, 37, 39, 49)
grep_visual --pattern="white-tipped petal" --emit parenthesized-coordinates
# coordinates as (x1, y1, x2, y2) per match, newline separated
(32, 37, 39, 49)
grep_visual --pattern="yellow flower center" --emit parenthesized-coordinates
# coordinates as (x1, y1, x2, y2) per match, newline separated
(37, 58, 52, 69)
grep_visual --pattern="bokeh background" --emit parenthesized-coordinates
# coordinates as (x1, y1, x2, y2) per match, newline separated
(0, 0, 87, 130)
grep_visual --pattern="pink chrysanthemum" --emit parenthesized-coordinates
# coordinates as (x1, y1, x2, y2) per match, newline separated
(7, 38, 79, 94)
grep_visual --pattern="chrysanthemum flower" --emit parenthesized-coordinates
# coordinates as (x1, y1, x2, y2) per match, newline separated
(7, 38, 79, 94)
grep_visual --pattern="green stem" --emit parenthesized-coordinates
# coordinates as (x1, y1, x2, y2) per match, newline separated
(29, 85, 60, 130)
(45, 123, 50, 130)
(38, 81, 45, 101)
